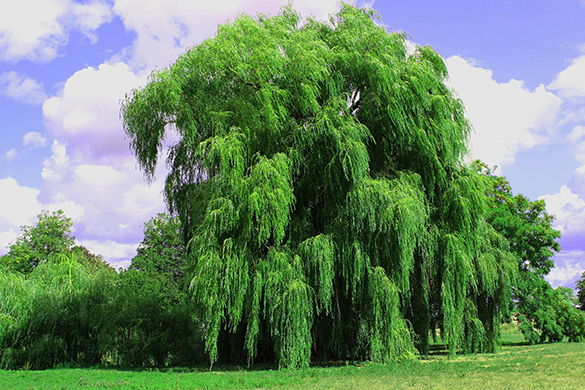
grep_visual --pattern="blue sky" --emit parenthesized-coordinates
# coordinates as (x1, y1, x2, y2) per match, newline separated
(1, 0, 584, 290)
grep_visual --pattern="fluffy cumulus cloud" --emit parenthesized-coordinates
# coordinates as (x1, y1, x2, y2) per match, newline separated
(38, 60, 164, 268)
(0, 0, 112, 62)
(36, 139, 167, 267)
(548, 55, 585, 99)
(23, 132, 47, 148)
(535, 51, 585, 289)
(547, 252, 584, 289)
(446, 56, 562, 169)
(541, 184, 585, 236)
(112, 0, 349, 71)
(0, 71, 47, 105)
(43, 62, 146, 159)
(0, 177, 61, 254)
(0, 178, 42, 236)
(0, 175, 85, 254)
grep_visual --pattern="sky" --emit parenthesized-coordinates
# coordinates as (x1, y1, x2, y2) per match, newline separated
(1, 0, 584, 290)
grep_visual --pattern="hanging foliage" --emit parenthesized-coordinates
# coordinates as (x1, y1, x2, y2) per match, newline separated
(122, 4, 517, 367)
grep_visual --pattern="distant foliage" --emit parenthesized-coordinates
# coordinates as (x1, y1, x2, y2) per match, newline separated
(0, 212, 204, 369)
(577, 271, 585, 311)
(122, 5, 517, 367)
(474, 161, 585, 343)
(111, 213, 204, 367)
(517, 284, 585, 344)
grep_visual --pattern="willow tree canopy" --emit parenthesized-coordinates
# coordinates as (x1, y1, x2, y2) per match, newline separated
(122, 4, 516, 368)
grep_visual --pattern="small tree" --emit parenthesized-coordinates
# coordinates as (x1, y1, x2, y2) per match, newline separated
(1, 210, 74, 274)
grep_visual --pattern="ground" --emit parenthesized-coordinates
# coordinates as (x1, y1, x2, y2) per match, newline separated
(1, 325, 583, 389)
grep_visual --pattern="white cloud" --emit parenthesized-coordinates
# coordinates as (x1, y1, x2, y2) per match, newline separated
(0, 0, 113, 62)
(546, 252, 585, 289)
(74, 164, 125, 187)
(68, 0, 113, 44)
(0, 71, 47, 105)
(540, 162, 585, 290)
(113, 0, 347, 71)
(41, 140, 69, 181)
(44, 192, 85, 223)
(0, 178, 43, 253)
(540, 184, 585, 235)
(548, 55, 585, 99)
(43, 62, 146, 159)
(0, 175, 84, 254)
(567, 125, 585, 144)
(23, 131, 47, 148)
(0, 178, 42, 229)
(37, 139, 166, 264)
(79, 239, 138, 269)
(0, 229, 18, 254)
(446, 56, 563, 169)
(4, 149, 17, 161)
(38, 59, 165, 267)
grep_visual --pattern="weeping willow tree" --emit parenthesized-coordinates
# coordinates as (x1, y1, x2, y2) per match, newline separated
(122, 4, 517, 368)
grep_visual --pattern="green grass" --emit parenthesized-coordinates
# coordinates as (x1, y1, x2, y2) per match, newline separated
(2, 329, 584, 390)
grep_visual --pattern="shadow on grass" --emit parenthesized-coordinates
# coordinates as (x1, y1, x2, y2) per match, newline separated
(501, 341, 529, 347)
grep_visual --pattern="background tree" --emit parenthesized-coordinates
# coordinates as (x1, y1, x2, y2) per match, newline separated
(577, 271, 585, 311)
(129, 213, 185, 281)
(122, 4, 516, 367)
(107, 212, 202, 367)
(475, 161, 560, 277)
(1, 210, 74, 274)
(71, 245, 115, 274)
(517, 284, 585, 343)
(474, 161, 585, 343)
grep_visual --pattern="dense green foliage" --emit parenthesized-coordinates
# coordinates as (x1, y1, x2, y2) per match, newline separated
(0, 212, 204, 370)
(114, 213, 203, 367)
(578, 271, 585, 311)
(129, 213, 185, 279)
(0, 210, 75, 274)
(122, 5, 517, 367)
(517, 284, 585, 343)
(0, 250, 115, 369)
(476, 162, 560, 277)
(474, 162, 585, 343)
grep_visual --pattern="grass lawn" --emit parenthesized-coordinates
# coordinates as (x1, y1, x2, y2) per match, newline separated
(1, 327, 583, 390)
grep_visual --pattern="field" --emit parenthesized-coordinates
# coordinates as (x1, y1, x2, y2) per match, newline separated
(1, 326, 584, 390)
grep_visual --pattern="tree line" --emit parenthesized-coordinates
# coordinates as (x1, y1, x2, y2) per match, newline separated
(0, 211, 204, 369)
(1, 4, 585, 370)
